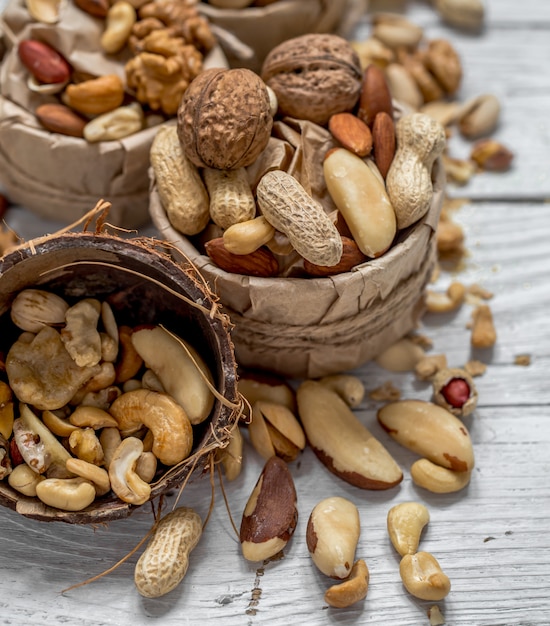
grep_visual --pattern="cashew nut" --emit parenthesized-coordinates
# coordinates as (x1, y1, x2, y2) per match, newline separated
(99, 427, 122, 470)
(100, 0, 137, 54)
(109, 389, 193, 466)
(410, 458, 471, 493)
(69, 405, 119, 430)
(324, 559, 370, 609)
(108, 437, 151, 505)
(135, 451, 157, 484)
(84, 103, 144, 142)
(426, 281, 466, 313)
(387, 502, 430, 557)
(0, 381, 14, 439)
(66, 457, 111, 496)
(399, 551, 451, 601)
(215, 424, 243, 482)
(35, 477, 96, 511)
(42, 410, 78, 437)
(318, 374, 365, 408)
(8, 463, 45, 496)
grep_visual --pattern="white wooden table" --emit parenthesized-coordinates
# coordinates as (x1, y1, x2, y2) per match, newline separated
(1, 2, 550, 624)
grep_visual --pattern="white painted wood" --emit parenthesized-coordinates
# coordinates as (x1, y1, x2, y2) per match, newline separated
(2, 2, 550, 625)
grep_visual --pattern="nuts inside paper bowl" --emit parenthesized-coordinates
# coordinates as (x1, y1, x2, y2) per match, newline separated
(149, 33, 446, 379)
(0, 228, 239, 523)
(0, 0, 225, 228)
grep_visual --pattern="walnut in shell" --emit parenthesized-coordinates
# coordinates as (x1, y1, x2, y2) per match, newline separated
(260, 33, 363, 126)
(176, 68, 273, 170)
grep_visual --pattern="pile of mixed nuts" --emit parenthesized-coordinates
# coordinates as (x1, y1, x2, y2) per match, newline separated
(153, 32, 446, 279)
(13, 0, 215, 141)
(0, 288, 215, 511)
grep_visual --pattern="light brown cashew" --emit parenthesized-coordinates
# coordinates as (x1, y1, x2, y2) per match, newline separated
(99, 427, 122, 470)
(324, 559, 370, 609)
(318, 374, 365, 408)
(35, 477, 96, 511)
(42, 410, 78, 437)
(69, 406, 119, 430)
(399, 551, 451, 601)
(69, 362, 117, 405)
(387, 501, 430, 556)
(109, 389, 193, 466)
(8, 463, 46, 496)
(66, 457, 111, 496)
(135, 452, 157, 483)
(108, 437, 151, 505)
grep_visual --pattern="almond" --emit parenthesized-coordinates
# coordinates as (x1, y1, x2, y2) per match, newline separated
(74, 0, 110, 17)
(328, 113, 372, 157)
(303, 236, 367, 277)
(204, 237, 279, 277)
(18, 39, 71, 85)
(357, 64, 394, 128)
(372, 111, 396, 179)
(240, 456, 298, 561)
(35, 103, 87, 138)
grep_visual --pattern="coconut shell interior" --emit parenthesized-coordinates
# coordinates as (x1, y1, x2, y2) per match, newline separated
(0, 232, 239, 524)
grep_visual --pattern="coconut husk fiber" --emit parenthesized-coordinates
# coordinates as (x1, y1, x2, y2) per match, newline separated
(149, 112, 445, 380)
(0, 205, 240, 523)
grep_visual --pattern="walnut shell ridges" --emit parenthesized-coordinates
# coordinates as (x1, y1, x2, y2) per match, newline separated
(177, 68, 273, 170)
(260, 34, 363, 126)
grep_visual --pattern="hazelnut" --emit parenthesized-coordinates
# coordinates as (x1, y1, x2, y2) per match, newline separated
(260, 33, 362, 126)
(177, 68, 273, 170)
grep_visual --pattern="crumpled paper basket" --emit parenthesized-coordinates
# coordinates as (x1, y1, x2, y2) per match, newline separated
(199, 0, 365, 72)
(0, 207, 240, 523)
(149, 113, 445, 380)
(0, 0, 226, 228)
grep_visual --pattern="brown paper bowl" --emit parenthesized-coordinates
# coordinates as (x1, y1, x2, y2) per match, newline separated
(0, 230, 239, 523)
(199, 0, 350, 72)
(149, 161, 445, 380)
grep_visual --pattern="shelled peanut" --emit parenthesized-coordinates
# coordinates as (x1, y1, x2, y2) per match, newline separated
(153, 33, 445, 279)
(17, 0, 215, 140)
(351, 12, 513, 182)
(0, 288, 214, 511)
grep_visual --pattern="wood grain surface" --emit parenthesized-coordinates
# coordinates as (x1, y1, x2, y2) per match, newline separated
(1, 1, 549, 625)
